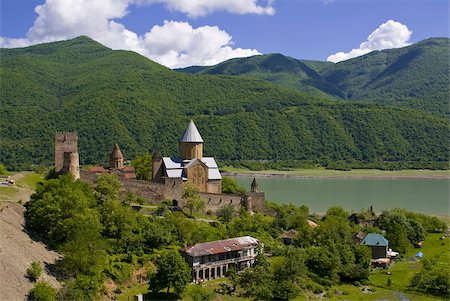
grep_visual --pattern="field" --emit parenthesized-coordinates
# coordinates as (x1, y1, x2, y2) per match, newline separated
(221, 167, 450, 179)
(0, 172, 44, 203)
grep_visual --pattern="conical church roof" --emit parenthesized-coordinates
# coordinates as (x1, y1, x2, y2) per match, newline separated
(110, 143, 124, 159)
(180, 120, 204, 143)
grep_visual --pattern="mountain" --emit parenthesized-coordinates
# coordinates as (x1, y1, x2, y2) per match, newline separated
(178, 38, 450, 115)
(1, 36, 448, 170)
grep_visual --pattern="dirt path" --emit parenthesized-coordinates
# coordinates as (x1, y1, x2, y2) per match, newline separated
(0, 202, 61, 300)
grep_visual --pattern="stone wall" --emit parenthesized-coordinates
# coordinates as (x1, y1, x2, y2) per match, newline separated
(80, 171, 265, 213)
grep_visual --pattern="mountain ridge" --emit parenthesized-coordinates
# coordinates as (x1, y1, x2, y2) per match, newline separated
(178, 37, 450, 115)
(1, 36, 448, 170)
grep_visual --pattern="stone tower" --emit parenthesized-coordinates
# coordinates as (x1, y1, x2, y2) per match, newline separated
(110, 143, 124, 169)
(55, 131, 80, 179)
(152, 150, 163, 182)
(251, 177, 260, 193)
(179, 120, 204, 160)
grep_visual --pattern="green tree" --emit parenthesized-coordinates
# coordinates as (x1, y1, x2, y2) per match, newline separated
(28, 282, 57, 301)
(94, 173, 121, 201)
(150, 249, 191, 294)
(217, 204, 235, 226)
(183, 185, 205, 217)
(131, 153, 152, 181)
(221, 176, 246, 194)
(26, 261, 43, 282)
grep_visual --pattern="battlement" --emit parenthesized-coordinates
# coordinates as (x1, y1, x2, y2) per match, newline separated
(55, 131, 78, 143)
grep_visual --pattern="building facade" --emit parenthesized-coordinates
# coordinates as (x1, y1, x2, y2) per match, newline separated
(361, 233, 389, 259)
(152, 120, 222, 193)
(181, 236, 260, 282)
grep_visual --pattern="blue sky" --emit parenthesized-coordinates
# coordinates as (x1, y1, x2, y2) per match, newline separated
(1, 0, 448, 68)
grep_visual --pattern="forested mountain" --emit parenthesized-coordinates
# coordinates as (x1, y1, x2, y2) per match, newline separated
(179, 38, 450, 115)
(1, 36, 448, 170)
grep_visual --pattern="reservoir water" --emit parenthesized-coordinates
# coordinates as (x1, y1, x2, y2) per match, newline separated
(231, 176, 450, 216)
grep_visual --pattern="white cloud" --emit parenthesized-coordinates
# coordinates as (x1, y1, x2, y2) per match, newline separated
(0, 0, 263, 68)
(327, 20, 412, 63)
(137, 0, 275, 18)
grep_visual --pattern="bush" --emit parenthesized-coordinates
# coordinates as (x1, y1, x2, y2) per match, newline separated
(28, 282, 56, 301)
(26, 261, 43, 282)
(187, 285, 215, 301)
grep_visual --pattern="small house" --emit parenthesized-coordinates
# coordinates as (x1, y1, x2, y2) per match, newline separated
(280, 229, 298, 245)
(361, 233, 389, 259)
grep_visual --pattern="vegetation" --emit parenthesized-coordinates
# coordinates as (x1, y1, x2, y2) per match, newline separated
(22, 171, 448, 300)
(1, 37, 448, 171)
(0, 163, 8, 175)
(149, 249, 191, 294)
(26, 261, 43, 282)
(182, 185, 205, 217)
(221, 176, 246, 194)
(28, 282, 57, 301)
(131, 153, 152, 181)
(180, 38, 450, 115)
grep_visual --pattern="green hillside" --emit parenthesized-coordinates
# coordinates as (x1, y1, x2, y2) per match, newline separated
(179, 38, 450, 115)
(1, 37, 448, 170)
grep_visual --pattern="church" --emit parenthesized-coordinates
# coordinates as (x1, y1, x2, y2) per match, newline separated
(152, 120, 222, 193)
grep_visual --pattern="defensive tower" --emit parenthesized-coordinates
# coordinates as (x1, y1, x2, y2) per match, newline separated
(55, 131, 80, 179)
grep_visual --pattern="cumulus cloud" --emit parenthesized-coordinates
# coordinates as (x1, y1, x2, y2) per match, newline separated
(138, 0, 275, 18)
(0, 0, 263, 68)
(327, 20, 412, 63)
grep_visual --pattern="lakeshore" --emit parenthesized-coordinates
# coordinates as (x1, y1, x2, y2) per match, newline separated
(221, 167, 450, 179)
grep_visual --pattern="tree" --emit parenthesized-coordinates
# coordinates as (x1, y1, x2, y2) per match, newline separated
(217, 204, 235, 226)
(94, 173, 121, 201)
(221, 176, 246, 194)
(26, 261, 43, 282)
(131, 153, 152, 181)
(183, 185, 205, 217)
(150, 249, 191, 294)
(28, 282, 57, 301)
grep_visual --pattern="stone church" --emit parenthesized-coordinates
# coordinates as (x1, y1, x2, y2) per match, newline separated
(152, 120, 222, 193)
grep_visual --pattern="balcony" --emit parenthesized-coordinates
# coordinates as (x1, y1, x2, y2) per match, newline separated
(193, 255, 256, 269)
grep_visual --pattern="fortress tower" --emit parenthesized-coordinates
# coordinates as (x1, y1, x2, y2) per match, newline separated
(55, 131, 80, 179)
(179, 120, 203, 160)
(110, 143, 124, 169)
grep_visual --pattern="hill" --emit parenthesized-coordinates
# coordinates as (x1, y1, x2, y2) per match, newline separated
(0, 37, 448, 170)
(178, 38, 450, 115)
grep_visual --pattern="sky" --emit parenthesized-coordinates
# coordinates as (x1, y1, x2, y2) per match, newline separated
(0, 0, 448, 68)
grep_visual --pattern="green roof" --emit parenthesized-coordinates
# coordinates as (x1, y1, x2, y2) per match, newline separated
(361, 233, 389, 247)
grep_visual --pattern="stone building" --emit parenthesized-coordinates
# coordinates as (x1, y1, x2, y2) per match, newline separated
(152, 120, 222, 193)
(54, 131, 80, 179)
(181, 236, 260, 282)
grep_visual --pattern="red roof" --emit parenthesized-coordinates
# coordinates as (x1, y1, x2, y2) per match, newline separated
(89, 166, 108, 173)
(182, 236, 259, 257)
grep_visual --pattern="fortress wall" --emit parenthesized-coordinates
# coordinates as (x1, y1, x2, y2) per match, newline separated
(80, 171, 265, 212)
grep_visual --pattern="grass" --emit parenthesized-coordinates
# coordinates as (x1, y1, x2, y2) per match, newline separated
(14, 172, 44, 190)
(221, 167, 450, 178)
(0, 186, 19, 201)
(117, 283, 150, 301)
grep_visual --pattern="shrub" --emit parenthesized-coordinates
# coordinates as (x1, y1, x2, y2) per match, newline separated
(26, 261, 43, 282)
(187, 285, 215, 301)
(28, 282, 56, 301)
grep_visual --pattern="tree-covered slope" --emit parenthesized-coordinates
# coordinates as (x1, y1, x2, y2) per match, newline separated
(1, 37, 448, 170)
(179, 38, 450, 115)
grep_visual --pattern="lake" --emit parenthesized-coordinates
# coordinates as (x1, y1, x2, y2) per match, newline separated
(231, 176, 450, 216)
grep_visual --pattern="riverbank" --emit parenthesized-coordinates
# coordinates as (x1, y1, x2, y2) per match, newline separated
(221, 167, 450, 179)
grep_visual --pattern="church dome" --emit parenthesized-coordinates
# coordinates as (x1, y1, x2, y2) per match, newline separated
(110, 143, 124, 160)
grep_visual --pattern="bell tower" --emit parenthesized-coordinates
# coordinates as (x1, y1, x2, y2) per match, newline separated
(179, 120, 204, 160)
(110, 143, 124, 169)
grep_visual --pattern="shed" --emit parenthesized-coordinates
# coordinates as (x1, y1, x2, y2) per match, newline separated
(361, 233, 389, 259)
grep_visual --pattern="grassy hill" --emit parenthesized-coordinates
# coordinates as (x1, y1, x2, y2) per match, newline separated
(179, 38, 450, 115)
(1, 37, 448, 170)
